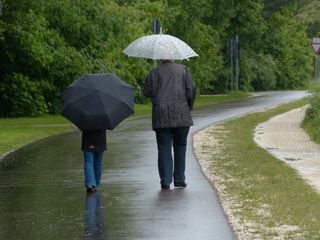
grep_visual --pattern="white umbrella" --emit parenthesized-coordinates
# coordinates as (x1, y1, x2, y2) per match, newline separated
(123, 34, 199, 60)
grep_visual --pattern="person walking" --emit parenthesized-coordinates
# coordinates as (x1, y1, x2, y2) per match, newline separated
(81, 130, 107, 193)
(143, 60, 196, 190)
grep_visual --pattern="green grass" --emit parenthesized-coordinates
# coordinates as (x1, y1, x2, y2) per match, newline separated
(197, 99, 320, 239)
(302, 116, 320, 144)
(301, 84, 320, 144)
(0, 116, 73, 155)
(0, 92, 249, 156)
(194, 91, 248, 108)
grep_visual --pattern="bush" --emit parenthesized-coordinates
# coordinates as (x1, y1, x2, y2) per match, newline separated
(303, 85, 320, 142)
(248, 53, 278, 91)
(0, 73, 48, 117)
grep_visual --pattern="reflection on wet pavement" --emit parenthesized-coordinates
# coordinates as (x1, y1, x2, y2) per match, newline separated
(85, 192, 106, 240)
(0, 91, 306, 240)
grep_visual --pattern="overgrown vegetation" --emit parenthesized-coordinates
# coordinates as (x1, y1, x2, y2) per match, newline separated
(302, 85, 320, 143)
(296, 0, 320, 37)
(0, 0, 314, 116)
(195, 99, 320, 239)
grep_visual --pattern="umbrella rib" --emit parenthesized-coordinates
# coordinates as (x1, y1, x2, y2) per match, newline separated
(96, 92, 112, 127)
(171, 38, 184, 60)
(97, 92, 134, 128)
(71, 85, 132, 102)
(98, 91, 134, 114)
(63, 90, 92, 109)
(68, 86, 94, 91)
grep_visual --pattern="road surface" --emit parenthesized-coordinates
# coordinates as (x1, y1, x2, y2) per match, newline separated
(0, 91, 306, 240)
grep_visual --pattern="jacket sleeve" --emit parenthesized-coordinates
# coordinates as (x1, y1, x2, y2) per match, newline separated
(185, 67, 196, 110)
(143, 71, 153, 98)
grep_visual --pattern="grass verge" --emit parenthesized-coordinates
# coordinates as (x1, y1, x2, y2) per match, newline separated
(194, 99, 320, 239)
(0, 92, 248, 156)
(301, 85, 320, 144)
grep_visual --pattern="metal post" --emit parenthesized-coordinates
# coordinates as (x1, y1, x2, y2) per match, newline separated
(235, 35, 239, 91)
(316, 55, 320, 81)
(230, 40, 234, 91)
(316, 55, 318, 81)
(152, 20, 161, 68)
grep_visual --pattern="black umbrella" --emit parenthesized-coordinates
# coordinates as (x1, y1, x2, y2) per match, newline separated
(61, 73, 134, 131)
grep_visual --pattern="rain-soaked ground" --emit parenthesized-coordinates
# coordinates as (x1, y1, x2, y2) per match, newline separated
(0, 91, 306, 240)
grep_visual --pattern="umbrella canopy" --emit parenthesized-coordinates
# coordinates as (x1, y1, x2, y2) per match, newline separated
(123, 34, 199, 60)
(61, 74, 134, 131)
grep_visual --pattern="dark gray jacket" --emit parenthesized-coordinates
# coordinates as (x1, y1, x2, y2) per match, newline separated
(143, 61, 196, 130)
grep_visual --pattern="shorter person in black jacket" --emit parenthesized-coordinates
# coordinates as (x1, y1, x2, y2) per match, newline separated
(81, 130, 107, 193)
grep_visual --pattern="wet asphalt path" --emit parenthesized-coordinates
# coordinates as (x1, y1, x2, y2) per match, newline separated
(0, 91, 306, 240)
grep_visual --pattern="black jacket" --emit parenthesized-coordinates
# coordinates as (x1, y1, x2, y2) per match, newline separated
(81, 130, 107, 152)
(143, 61, 196, 129)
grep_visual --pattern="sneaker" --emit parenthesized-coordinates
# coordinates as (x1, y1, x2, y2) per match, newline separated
(86, 186, 95, 193)
(174, 182, 187, 188)
(161, 184, 170, 190)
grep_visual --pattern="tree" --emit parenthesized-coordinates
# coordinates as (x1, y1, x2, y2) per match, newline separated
(165, 0, 224, 93)
(264, 7, 313, 88)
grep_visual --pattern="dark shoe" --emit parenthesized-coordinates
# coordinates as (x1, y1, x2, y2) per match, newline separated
(161, 184, 170, 190)
(86, 186, 95, 193)
(174, 182, 187, 188)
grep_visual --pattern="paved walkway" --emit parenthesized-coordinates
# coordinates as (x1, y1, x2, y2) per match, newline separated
(254, 106, 320, 192)
(0, 91, 306, 240)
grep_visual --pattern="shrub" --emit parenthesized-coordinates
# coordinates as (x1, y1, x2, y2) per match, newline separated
(0, 73, 48, 117)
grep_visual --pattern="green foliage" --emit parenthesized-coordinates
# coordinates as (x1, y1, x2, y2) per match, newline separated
(0, 73, 48, 116)
(166, 0, 224, 93)
(263, 7, 313, 89)
(263, 0, 313, 16)
(0, 0, 315, 116)
(296, 0, 320, 37)
(228, 0, 267, 50)
(242, 52, 278, 91)
(303, 85, 320, 142)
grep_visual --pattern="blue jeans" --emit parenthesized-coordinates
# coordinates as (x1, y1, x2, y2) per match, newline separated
(84, 151, 104, 187)
(155, 127, 190, 186)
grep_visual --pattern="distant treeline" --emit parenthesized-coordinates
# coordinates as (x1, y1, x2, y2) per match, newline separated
(0, 0, 315, 116)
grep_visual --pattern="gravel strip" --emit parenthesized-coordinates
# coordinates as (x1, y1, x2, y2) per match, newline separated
(193, 105, 319, 239)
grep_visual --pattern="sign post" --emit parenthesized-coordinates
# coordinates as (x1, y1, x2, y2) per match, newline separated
(0, 1, 3, 15)
(152, 19, 161, 68)
(152, 19, 161, 34)
(312, 38, 320, 81)
(228, 37, 241, 91)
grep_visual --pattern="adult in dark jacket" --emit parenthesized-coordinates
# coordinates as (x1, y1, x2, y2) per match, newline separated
(81, 130, 107, 193)
(143, 60, 196, 189)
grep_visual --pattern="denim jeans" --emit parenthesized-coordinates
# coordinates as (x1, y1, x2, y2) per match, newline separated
(84, 151, 104, 187)
(155, 126, 190, 186)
